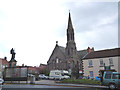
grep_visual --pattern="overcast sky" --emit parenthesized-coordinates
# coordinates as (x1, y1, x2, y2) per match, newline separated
(0, 0, 118, 66)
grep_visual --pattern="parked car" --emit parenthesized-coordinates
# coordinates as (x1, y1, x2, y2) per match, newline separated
(39, 74, 48, 79)
(82, 76, 88, 79)
(102, 71, 120, 89)
(48, 76, 56, 80)
(28, 74, 34, 77)
(95, 76, 101, 81)
(0, 78, 4, 85)
(89, 77, 94, 80)
(78, 76, 83, 79)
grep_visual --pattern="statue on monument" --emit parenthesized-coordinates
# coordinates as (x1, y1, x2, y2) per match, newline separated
(10, 48, 16, 60)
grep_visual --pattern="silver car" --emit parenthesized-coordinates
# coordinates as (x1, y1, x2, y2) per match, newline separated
(39, 74, 48, 79)
(0, 78, 4, 85)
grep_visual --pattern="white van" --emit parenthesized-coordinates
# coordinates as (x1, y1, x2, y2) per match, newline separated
(49, 70, 70, 80)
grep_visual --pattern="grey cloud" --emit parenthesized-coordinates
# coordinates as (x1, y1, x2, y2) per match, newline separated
(63, 2, 118, 33)
(57, 2, 118, 50)
(65, 2, 118, 50)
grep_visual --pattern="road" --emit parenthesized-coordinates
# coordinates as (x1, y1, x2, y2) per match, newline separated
(1, 80, 110, 90)
(2, 85, 110, 90)
(1, 84, 109, 90)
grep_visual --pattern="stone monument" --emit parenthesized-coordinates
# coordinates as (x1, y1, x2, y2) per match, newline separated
(9, 48, 17, 67)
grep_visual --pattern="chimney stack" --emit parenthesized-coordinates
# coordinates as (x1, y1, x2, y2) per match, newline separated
(87, 47, 94, 53)
(4, 57, 7, 60)
(87, 47, 91, 53)
(22, 64, 24, 66)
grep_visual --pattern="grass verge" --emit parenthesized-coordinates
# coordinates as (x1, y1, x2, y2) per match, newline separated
(60, 79, 101, 85)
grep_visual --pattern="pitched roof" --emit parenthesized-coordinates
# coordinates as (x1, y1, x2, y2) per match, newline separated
(82, 48, 120, 60)
(47, 44, 66, 63)
(58, 46, 90, 60)
(59, 46, 65, 54)
(40, 64, 47, 67)
(77, 50, 88, 59)
(77, 47, 94, 60)
(2, 59, 9, 65)
(0, 58, 9, 65)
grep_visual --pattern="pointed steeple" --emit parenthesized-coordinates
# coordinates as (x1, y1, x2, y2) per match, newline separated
(68, 11, 73, 29)
(67, 11, 74, 42)
(66, 12, 79, 78)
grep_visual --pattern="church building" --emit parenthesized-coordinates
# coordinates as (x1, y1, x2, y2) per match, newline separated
(47, 12, 94, 78)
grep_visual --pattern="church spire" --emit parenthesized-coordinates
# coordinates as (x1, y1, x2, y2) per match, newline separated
(66, 12, 79, 78)
(68, 11, 73, 29)
(67, 12, 74, 42)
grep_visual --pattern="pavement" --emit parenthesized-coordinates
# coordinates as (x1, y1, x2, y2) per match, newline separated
(35, 80, 108, 88)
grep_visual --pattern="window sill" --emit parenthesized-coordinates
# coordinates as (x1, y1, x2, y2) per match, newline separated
(110, 64, 114, 66)
(88, 66, 93, 68)
(99, 65, 104, 67)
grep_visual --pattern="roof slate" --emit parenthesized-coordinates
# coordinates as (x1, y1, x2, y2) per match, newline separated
(82, 48, 120, 60)
(77, 50, 88, 59)
(58, 46, 89, 60)
(0, 58, 9, 65)
(59, 46, 65, 54)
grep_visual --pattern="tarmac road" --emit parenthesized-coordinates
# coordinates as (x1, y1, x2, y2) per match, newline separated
(2, 84, 109, 90)
(1, 80, 110, 90)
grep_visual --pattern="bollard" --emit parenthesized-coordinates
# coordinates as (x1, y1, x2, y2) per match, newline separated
(30, 75, 35, 84)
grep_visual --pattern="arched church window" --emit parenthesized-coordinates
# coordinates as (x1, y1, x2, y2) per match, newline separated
(56, 58, 59, 63)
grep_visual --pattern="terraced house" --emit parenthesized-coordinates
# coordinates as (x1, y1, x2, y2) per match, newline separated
(82, 48, 120, 79)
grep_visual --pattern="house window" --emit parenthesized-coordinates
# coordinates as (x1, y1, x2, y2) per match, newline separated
(88, 60, 93, 67)
(9, 63, 11, 67)
(89, 71, 94, 77)
(109, 58, 113, 66)
(2, 65, 5, 68)
(100, 59, 104, 66)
